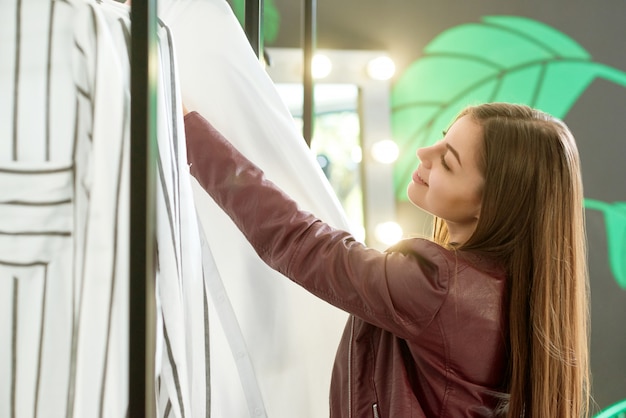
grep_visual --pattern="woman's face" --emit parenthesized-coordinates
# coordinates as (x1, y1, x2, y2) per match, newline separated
(407, 115, 485, 243)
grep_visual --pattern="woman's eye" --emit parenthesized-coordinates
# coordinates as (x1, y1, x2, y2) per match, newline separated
(440, 155, 451, 171)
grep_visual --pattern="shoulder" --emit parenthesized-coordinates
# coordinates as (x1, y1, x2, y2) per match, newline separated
(387, 238, 454, 267)
(387, 238, 506, 280)
(383, 238, 455, 288)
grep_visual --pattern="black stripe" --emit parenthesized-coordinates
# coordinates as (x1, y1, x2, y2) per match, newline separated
(45, 1, 56, 161)
(0, 260, 47, 267)
(89, 6, 98, 139)
(164, 400, 172, 418)
(76, 84, 92, 101)
(66, 157, 93, 418)
(66, 91, 79, 417)
(67, 103, 80, 417)
(34, 264, 49, 418)
(161, 22, 179, 163)
(0, 231, 72, 237)
(66, 298, 77, 418)
(156, 147, 181, 277)
(2, 198, 72, 206)
(11, 277, 18, 418)
(98, 92, 128, 418)
(12, 0, 22, 161)
(160, 24, 184, 276)
(0, 165, 72, 174)
(80, 174, 91, 199)
(73, 39, 86, 57)
(163, 322, 186, 418)
(203, 284, 211, 417)
(71, 96, 80, 164)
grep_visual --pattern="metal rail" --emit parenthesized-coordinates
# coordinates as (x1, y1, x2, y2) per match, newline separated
(129, 1, 158, 416)
(303, 0, 316, 147)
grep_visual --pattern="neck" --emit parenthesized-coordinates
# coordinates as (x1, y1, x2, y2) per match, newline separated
(445, 220, 477, 247)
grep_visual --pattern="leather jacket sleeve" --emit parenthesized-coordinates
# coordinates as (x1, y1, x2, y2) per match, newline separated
(185, 111, 451, 339)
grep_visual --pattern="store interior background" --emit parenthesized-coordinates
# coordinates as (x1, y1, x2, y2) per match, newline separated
(228, 0, 626, 413)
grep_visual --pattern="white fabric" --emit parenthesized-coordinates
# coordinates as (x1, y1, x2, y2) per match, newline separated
(71, 3, 129, 417)
(1, 1, 210, 417)
(73, 2, 212, 417)
(2, 0, 350, 416)
(162, 1, 351, 416)
(197, 221, 267, 417)
(0, 1, 83, 416)
(152, 10, 211, 418)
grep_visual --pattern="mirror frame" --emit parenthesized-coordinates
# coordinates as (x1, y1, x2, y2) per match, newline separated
(265, 47, 396, 249)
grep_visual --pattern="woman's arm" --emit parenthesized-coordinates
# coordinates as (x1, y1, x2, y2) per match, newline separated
(184, 111, 450, 339)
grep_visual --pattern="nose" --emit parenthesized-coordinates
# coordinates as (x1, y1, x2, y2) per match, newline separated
(416, 144, 436, 167)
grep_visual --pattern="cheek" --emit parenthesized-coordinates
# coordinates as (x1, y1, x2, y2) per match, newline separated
(430, 177, 481, 210)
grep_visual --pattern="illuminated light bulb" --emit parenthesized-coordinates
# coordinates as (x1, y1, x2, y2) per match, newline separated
(371, 139, 399, 164)
(366, 56, 395, 81)
(374, 221, 403, 246)
(312, 54, 332, 79)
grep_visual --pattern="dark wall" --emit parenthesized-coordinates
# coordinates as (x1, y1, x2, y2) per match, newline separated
(265, 0, 626, 413)
(270, 0, 626, 78)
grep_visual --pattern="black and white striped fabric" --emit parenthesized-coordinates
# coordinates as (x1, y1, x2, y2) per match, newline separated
(1, 0, 82, 416)
(1, 1, 210, 417)
(2, 0, 353, 416)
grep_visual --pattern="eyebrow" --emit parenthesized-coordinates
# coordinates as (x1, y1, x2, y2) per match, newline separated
(445, 143, 462, 166)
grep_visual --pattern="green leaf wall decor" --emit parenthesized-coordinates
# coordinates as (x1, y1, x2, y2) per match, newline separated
(391, 15, 626, 288)
(391, 15, 626, 200)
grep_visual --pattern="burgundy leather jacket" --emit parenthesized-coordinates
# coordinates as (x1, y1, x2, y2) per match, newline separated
(185, 112, 509, 417)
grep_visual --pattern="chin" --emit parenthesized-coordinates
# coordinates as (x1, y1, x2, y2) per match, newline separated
(407, 197, 430, 216)
(407, 183, 424, 209)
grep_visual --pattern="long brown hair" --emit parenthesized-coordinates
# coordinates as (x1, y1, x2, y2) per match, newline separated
(433, 103, 590, 417)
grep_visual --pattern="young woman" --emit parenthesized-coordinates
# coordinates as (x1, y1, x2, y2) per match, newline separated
(184, 102, 590, 417)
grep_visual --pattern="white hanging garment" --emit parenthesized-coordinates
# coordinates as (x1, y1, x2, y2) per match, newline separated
(1, 0, 209, 416)
(161, 1, 351, 417)
(0, 0, 83, 416)
(70, 2, 130, 417)
(72, 2, 211, 417)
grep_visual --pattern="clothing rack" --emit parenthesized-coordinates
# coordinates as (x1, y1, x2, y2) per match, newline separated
(128, 1, 158, 416)
(127, 0, 315, 415)
(303, 0, 316, 146)
(245, 0, 264, 57)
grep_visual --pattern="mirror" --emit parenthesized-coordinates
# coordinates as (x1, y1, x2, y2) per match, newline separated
(266, 48, 398, 249)
(274, 83, 365, 240)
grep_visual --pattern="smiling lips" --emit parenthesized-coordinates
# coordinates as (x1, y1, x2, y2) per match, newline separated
(414, 168, 428, 186)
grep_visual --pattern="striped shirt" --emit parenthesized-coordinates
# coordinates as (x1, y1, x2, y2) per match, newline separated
(1, 1, 210, 417)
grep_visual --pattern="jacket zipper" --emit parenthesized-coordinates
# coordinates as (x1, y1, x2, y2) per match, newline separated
(348, 316, 355, 417)
(372, 403, 380, 418)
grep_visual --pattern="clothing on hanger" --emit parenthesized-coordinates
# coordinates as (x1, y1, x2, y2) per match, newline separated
(1, 1, 209, 416)
(161, 0, 352, 416)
